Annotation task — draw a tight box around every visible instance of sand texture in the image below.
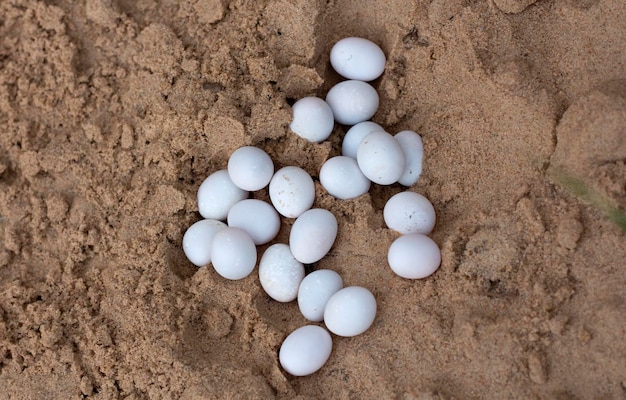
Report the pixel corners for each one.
[1,0,625,398]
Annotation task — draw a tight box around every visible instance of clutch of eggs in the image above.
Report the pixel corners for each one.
[181,35,445,377]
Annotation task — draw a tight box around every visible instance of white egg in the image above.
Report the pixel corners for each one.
[227,146,274,191]
[197,170,249,220]
[259,244,305,302]
[383,191,436,235]
[182,219,227,267]
[394,130,424,187]
[210,227,257,280]
[325,80,379,125]
[342,121,385,159]
[297,269,343,322]
[319,156,370,200]
[324,286,377,337]
[388,233,441,279]
[330,37,386,81]
[289,97,335,143]
[279,325,332,376]
[227,199,280,245]
[290,209,338,264]
[356,131,406,185]
[269,166,315,218]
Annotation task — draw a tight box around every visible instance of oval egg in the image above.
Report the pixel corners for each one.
[387,233,441,279]
[326,80,379,125]
[269,166,316,218]
[227,199,281,245]
[259,244,305,302]
[197,170,249,220]
[290,97,335,143]
[279,325,333,376]
[298,269,344,322]
[356,131,406,185]
[290,208,338,264]
[319,156,371,200]
[330,37,386,81]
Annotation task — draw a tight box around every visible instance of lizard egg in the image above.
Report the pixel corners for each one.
[342,121,385,159]
[319,156,371,200]
[290,97,335,143]
[326,80,379,125]
[269,166,315,218]
[324,286,377,337]
[297,269,343,322]
[227,199,280,245]
[182,219,227,267]
[388,233,441,279]
[356,131,406,185]
[383,191,436,235]
[290,208,338,264]
[210,227,257,280]
[197,170,248,220]
[227,146,274,191]
[330,37,386,81]
[279,325,332,376]
[394,130,424,187]
[259,244,305,302]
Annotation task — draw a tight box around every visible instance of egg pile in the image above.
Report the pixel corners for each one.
[182,37,440,377]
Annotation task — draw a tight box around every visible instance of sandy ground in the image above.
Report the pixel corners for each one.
[1,0,625,398]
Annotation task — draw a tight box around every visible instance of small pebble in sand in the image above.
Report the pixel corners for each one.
[279,325,333,376]
[388,233,441,279]
[227,146,274,191]
[259,244,305,302]
[324,286,377,337]
[298,269,344,322]
[326,80,379,125]
[289,97,335,143]
[330,37,386,81]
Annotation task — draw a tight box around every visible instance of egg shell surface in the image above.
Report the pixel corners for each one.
[319,156,371,200]
[387,233,441,279]
[324,286,377,337]
[227,199,280,245]
[356,130,406,185]
[297,269,344,322]
[383,191,436,235]
[289,97,335,143]
[227,146,274,191]
[330,37,386,81]
[342,121,385,159]
[279,325,332,376]
[182,219,227,267]
[210,227,257,280]
[290,208,338,264]
[269,166,316,218]
[395,130,424,187]
[325,80,379,125]
[197,170,249,220]
[259,244,305,302]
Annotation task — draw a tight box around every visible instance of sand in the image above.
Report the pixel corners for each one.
[1,0,625,398]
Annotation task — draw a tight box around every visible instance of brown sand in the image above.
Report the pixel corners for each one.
[1,0,625,398]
